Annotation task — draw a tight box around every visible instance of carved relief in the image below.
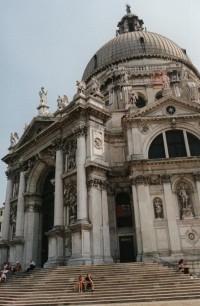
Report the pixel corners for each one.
[93,130,103,156]
[94,137,103,149]
[140,125,149,134]
[185,230,199,244]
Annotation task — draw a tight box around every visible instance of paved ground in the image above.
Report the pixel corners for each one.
[63,300,200,306]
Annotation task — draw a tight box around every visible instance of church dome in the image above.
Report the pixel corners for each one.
[82,31,195,82]
[82,4,200,83]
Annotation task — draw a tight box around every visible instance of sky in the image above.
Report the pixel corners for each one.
[1,0,200,206]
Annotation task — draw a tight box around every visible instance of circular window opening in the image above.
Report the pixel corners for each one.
[136,96,146,108]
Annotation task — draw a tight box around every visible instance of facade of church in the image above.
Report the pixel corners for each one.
[1,6,200,269]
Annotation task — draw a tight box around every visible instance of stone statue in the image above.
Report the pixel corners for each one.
[76,80,86,94]
[10,132,19,146]
[39,87,48,104]
[179,185,189,209]
[161,73,170,89]
[126,4,131,14]
[121,68,129,84]
[154,198,163,219]
[91,77,100,93]
[68,154,76,171]
[128,88,138,105]
[68,191,77,224]
[57,95,69,110]
[10,207,17,238]
[178,184,193,218]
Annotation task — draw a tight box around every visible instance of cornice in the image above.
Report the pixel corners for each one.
[129,156,200,167]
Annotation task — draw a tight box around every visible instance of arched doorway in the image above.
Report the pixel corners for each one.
[115,192,136,262]
[41,169,55,265]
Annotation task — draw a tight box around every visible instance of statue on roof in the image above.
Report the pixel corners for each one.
[57,95,69,110]
[10,132,19,147]
[39,87,48,105]
[76,80,86,94]
[91,77,100,94]
[126,3,131,14]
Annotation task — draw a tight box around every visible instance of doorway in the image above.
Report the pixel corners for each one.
[41,169,55,265]
[119,236,135,262]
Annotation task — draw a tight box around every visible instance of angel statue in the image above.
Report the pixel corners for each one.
[10,132,19,146]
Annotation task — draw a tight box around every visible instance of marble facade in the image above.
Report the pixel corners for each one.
[1,5,200,268]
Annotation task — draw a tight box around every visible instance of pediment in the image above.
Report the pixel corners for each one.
[131,96,200,119]
[16,117,56,148]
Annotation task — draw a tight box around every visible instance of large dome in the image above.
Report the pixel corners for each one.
[82,31,196,82]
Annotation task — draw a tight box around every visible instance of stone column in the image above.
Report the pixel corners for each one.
[76,127,88,222]
[15,170,26,238]
[101,183,113,263]
[193,172,200,217]
[162,174,181,252]
[54,147,64,227]
[131,175,156,257]
[1,171,13,241]
[131,182,143,261]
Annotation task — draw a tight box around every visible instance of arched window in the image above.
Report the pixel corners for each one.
[149,130,200,159]
[116,193,132,228]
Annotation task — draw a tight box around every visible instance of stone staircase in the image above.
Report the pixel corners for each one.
[0,262,200,305]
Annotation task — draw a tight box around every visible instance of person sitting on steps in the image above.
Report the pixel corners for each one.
[26,260,36,272]
[178,259,192,275]
[12,261,22,273]
[84,273,94,291]
[77,275,84,293]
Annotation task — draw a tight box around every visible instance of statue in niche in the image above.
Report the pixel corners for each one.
[68,190,77,225]
[10,207,17,238]
[57,95,69,110]
[12,180,19,197]
[178,183,193,218]
[179,185,190,209]
[68,154,76,171]
[153,197,163,219]
[39,87,48,104]
[10,132,19,147]
[76,80,86,94]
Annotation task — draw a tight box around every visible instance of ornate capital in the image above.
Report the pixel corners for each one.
[51,137,63,151]
[161,174,171,183]
[24,203,42,213]
[87,178,107,190]
[130,175,149,185]
[73,125,87,138]
[5,170,14,180]
[193,172,200,181]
